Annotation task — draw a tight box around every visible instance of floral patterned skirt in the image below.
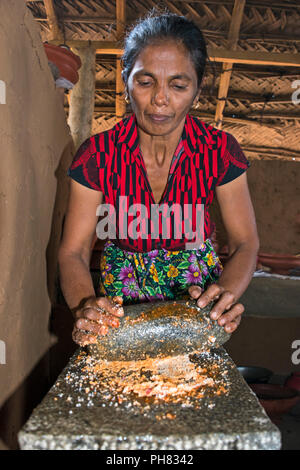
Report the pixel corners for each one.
[99,239,223,305]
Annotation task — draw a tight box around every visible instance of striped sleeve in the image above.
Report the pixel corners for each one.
[217,133,250,186]
[67,136,103,191]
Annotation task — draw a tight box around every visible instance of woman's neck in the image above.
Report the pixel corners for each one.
[138,119,185,167]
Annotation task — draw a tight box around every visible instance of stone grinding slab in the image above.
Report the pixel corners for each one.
[18,347,281,450]
[88,299,231,361]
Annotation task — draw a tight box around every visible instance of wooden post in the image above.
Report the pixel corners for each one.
[116,0,126,118]
[214,0,245,129]
[67,45,96,150]
[43,0,63,41]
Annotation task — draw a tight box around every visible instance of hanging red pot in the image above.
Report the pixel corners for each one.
[44,43,81,85]
[285,372,300,392]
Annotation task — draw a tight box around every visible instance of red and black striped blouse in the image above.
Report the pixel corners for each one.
[68,113,250,253]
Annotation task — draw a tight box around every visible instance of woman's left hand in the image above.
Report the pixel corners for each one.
[188,284,244,333]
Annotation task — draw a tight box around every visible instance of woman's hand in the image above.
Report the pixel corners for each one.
[188,284,244,333]
[72,295,124,346]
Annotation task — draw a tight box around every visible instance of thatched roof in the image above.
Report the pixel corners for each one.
[27,0,300,161]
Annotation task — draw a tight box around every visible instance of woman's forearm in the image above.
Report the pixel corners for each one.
[217,243,258,301]
[58,253,96,312]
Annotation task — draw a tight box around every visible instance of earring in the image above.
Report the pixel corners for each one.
[125,95,130,104]
[192,102,200,110]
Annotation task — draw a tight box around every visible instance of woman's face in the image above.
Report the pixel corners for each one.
[126,40,200,137]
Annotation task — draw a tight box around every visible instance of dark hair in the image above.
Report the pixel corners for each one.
[122,12,208,89]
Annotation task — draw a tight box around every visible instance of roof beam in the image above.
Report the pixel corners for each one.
[242,147,300,161]
[47,40,300,66]
[48,40,123,55]
[208,47,300,67]
[214,0,246,129]
[35,16,116,24]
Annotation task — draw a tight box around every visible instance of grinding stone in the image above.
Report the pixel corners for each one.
[88,299,231,361]
[18,347,281,450]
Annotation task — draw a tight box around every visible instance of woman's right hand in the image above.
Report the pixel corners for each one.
[72,295,124,346]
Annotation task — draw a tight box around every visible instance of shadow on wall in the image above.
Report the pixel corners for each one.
[0,350,50,450]
[0,304,76,450]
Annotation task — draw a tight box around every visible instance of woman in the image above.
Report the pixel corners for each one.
[58,13,259,347]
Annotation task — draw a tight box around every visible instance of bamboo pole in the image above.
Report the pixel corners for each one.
[43,0,63,41]
[115,0,126,118]
[214,0,246,129]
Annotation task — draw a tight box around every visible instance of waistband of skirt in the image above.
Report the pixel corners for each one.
[102,238,216,257]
